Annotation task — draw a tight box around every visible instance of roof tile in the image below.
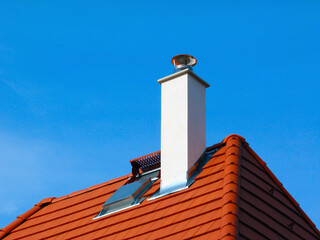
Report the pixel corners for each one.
[1,135,319,240]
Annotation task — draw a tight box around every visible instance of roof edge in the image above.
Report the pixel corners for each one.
[0,197,55,239]
[219,134,244,239]
[243,142,320,238]
[52,174,132,203]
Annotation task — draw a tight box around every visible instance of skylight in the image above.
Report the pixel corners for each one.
[95,170,159,219]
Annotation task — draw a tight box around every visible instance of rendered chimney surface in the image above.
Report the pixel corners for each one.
[158,55,210,195]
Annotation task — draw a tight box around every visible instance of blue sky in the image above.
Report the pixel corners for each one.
[1,1,320,229]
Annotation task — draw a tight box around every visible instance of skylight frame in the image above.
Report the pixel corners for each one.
[94,170,159,220]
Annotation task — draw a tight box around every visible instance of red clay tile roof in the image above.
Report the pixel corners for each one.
[1,134,319,240]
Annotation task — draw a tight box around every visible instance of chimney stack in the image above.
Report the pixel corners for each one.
[158,55,210,195]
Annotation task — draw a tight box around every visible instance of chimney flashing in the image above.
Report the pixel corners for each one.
[158,68,210,88]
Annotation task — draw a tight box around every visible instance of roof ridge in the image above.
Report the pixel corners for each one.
[243,142,320,238]
[0,197,55,239]
[219,134,245,239]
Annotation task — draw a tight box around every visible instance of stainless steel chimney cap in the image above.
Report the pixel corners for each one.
[171,54,197,72]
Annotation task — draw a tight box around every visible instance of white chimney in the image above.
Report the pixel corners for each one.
[158,55,210,195]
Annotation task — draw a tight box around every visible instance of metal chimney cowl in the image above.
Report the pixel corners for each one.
[171,54,197,72]
[157,55,210,197]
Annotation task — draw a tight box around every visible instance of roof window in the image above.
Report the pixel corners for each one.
[95,169,159,219]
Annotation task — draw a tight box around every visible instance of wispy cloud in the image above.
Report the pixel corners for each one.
[0,131,55,227]
[0,74,51,117]
[0,76,18,93]
[0,75,42,99]
[0,128,105,228]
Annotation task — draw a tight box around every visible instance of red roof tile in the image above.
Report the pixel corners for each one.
[1,134,319,240]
